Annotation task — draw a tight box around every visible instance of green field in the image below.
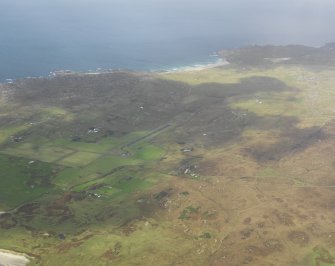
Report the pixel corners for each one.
[1,50,335,265]
[0,155,57,209]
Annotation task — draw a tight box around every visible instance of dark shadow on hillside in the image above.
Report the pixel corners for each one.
[4,72,322,162]
[246,125,325,162]
[193,76,289,98]
[1,71,331,230]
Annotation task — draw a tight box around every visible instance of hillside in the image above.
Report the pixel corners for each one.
[1,45,335,265]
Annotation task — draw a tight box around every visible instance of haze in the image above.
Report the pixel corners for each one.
[0,0,334,79]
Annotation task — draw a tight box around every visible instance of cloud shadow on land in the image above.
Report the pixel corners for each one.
[6,72,324,163]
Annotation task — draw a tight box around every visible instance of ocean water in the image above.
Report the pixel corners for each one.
[1,0,335,81]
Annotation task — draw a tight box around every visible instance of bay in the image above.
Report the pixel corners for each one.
[1,0,334,81]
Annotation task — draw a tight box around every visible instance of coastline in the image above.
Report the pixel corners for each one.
[161,58,229,73]
[55,58,229,77]
[0,249,30,266]
[0,56,228,84]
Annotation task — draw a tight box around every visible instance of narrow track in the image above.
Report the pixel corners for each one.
[120,123,172,149]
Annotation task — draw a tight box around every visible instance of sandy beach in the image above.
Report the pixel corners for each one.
[164,58,229,73]
[0,250,30,266]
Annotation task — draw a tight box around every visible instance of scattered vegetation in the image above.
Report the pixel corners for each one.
[1,45,335,265]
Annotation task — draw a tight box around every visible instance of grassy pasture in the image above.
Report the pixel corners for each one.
[0,124,29,144]
[130,143,165,161]
[42,107,75,121]
[53,155,141,189]
[57,151,101,167]
[0,155,57,209]
[2,63,335,265]
[1,143,74,163]
[51,138,121,153]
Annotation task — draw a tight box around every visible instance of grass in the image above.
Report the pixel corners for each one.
[2,64,335,265]
[0,129,162,168]
[0,124,30,144]
[72,167,160,198]
[41,107,75,121]
[119,131,149,145]
[311,246,335,266]
[178,205,200,220]
[99,175,155,196]
[20,221,198,266]
[1,143,74,163]
[51,137,121,153]
[53,155,140,189]
[158,66,305,86]
[159,65,335,127]
[0,155,57,209]
[131,143,165,161]
[231,94,303,116]
[158,68,243,85]
[57,151,101,167]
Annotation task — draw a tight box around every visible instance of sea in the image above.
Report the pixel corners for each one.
[1,0,335,82]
